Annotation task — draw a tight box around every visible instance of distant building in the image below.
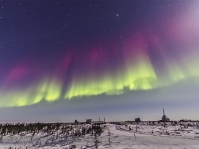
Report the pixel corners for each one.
[86,119,92,124]
[135,118,141,122]
[162,109,170,122]
[74,120,79,124]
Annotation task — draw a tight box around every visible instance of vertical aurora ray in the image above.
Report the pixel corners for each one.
[40,78,62,102]
[161,45,199,86]
[123,55,157,90]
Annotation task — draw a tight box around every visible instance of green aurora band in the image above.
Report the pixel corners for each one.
[66,54,157,99]
[1,49,199,108]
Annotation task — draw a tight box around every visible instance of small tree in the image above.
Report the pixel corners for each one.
[0,135,3,143]
[82,127,86,136]
[108,129,111,136]
[108,136,111,145]
[94,135,99,149]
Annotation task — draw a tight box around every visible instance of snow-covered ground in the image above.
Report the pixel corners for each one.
[0,123,199,149]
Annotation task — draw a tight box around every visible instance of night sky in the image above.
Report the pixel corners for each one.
[0,0,199,122]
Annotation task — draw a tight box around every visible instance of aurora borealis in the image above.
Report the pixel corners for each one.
[1,0,199,122]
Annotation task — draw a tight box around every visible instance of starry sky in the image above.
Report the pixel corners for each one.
[0,0,199,122]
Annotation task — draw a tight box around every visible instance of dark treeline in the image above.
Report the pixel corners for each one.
[0,122,103,146]
[0,122,103,135]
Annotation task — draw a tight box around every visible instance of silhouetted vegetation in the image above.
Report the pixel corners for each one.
[0,122,104,146]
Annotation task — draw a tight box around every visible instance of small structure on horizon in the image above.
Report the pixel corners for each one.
[86,119,92,124]
[135,118,141,122]
[162,109,170,122]
[74,120,79,124]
